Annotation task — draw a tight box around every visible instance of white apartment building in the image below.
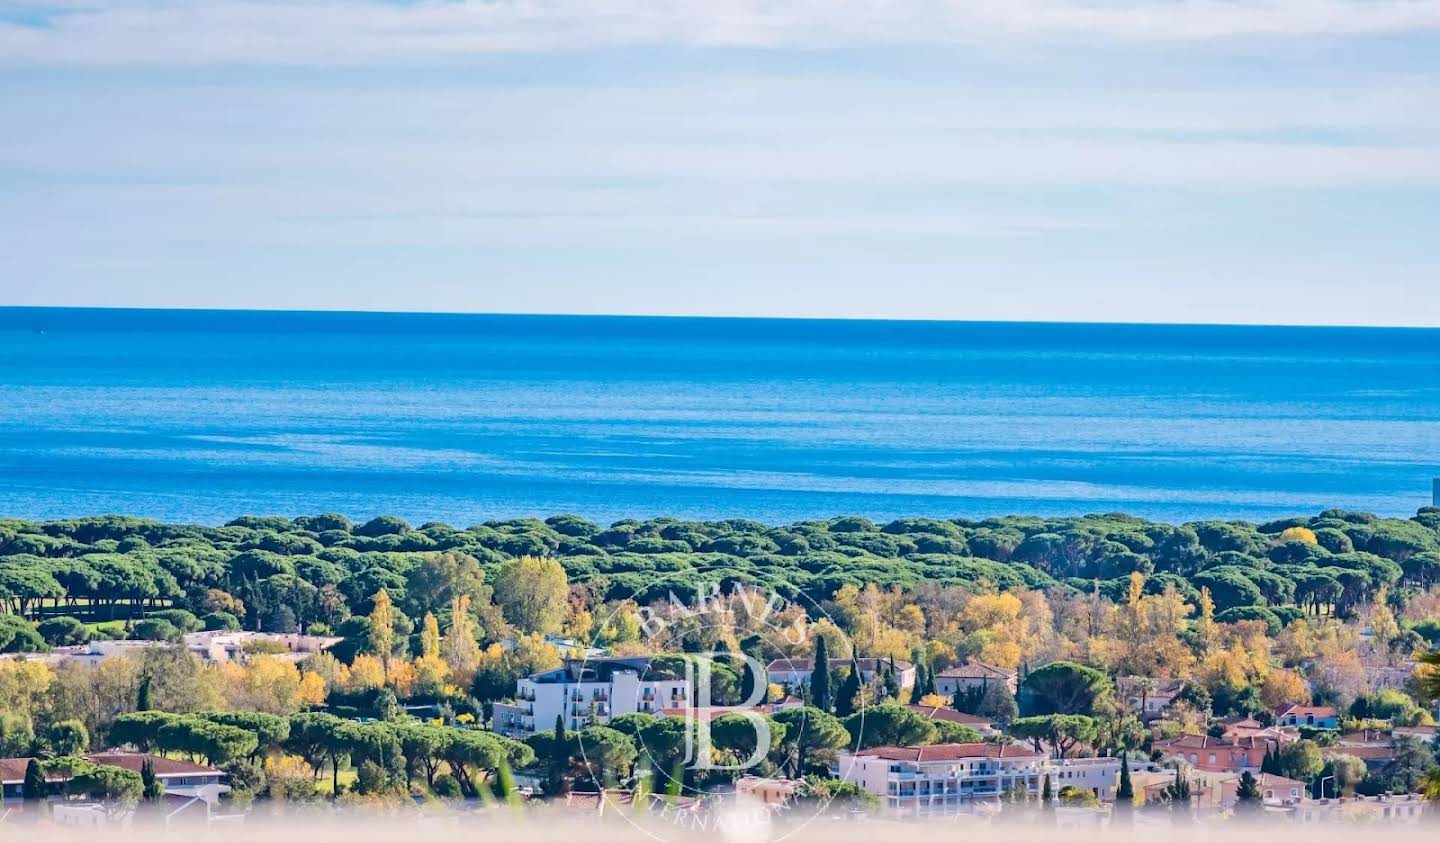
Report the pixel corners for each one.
[493,657,692,737]
[1046,756,1126,801]
[835,743,1046,816]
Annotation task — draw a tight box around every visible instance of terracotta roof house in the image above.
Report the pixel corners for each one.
[1393,724,1438,739]
[0,751,227,803]
[1153,733,1283,773]
[1276,705,1339,729]
[905,705,998,733]
[933,661,1019,695]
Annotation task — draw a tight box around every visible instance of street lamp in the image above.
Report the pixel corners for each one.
[1318,775,1335,799]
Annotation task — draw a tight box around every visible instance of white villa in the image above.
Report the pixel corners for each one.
[492,657,692,737]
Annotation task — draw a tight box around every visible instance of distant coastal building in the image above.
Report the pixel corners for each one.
[0,630,341,668]
[933,660,1019,696]
[492,657,692,737]
[766,657,915,691]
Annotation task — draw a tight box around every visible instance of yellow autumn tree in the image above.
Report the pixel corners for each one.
[302,651,350,692]
[348,654,386,690]
[0,660,55,722]
[957,592,1028,669]
[222,655,308,714]
[297,671,328,707]
[1260,668,1309,709]
[421,612,441,660]
[1278,526,1318,545]
[413,611,450,696]
[368,589,395,676]
[1194,587,1217,654]
[442,594,482,686]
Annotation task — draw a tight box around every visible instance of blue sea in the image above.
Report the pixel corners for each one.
[1,307,1436,526]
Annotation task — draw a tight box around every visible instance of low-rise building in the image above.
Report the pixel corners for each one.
[1153,733,1282,773]
[1295,793,1428,823]
[904,705,997,734]
[735,776,799,807]
[1,631,341,668]
[493,657,691,737]
[1275,705,1338,729]
[766,658,914,691]
[835,742,1045,816]
[1117,677,1185,720]
[932,661,1018,697]
[0,751,227,804]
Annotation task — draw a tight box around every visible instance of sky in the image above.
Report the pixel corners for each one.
[2,1,1440,327]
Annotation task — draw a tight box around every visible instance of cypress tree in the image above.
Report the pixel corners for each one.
[141,758,163,802]
[1235,771,1263,816]
[1114,753,1134,821]
[136,677,152,712]
[836,656,863,717]
[811,637,832,712]
[883,661,900,700]
[548,714,569,795]
[1041,772,1054,810]
[22,758,45,801]
[738,642,758,704]
[908,663,926,704]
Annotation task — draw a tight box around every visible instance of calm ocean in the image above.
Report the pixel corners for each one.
[1,307,1436,526]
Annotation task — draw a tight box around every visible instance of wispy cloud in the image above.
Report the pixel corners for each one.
[4,0,1440,64]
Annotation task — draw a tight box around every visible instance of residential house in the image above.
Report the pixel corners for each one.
[0,752,228,804]
[932,661,1018,697]
[1363,662,1416,692]
[1045,757,1126,801]
[904,705,998,734]
[1392,725,1437,741]
[1276,705,1339,729]
[492,657,691,737]
[1117,677,1185,720]
[1,631,341,669]
[1221,718,1294,746]
[1181,769,1305,810]
[835,742,1046,816]
[735,776,799,807]
[1253,773,1307,807]
[1296,794,1428,824]
[766,658,915,691]
[1153,733,1283,773]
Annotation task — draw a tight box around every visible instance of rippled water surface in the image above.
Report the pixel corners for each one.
[1,308,1436,524]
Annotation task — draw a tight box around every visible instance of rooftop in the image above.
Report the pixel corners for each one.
[0,751,221,784]
[935,661,1016,680]
[905,705,994,727]
[852,742,1041,762]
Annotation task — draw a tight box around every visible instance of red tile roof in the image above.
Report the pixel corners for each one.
[0,752,220,784]
[935,661,1016,680]
[1278,705,1338,718]
[854,743,1041,762]
[905,705,994,727]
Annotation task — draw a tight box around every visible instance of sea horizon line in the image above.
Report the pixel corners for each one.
[2,303,1437,333]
